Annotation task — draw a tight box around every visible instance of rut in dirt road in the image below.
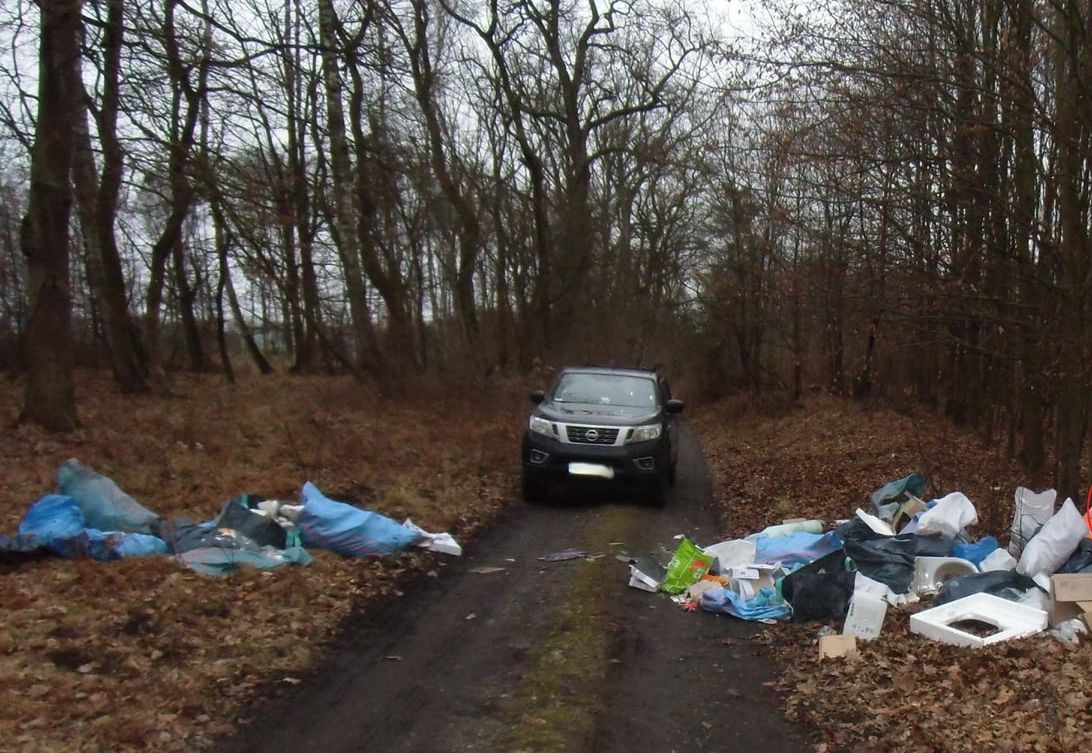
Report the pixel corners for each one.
[220,426,810,753]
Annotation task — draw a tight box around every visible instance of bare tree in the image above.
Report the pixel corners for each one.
[20,0,83,430]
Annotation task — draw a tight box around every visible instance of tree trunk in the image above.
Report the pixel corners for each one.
[317,0,383,371]
[20,0,82,431]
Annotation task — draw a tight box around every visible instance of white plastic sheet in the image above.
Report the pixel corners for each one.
[914,492,978,539]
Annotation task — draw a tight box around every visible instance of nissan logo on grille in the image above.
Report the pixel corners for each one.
[584,429,599,442]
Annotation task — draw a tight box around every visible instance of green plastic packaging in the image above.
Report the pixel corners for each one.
[661,537,714,594]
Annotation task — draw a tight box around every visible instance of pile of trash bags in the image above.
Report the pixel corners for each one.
[0,459,462,575]
[624,473,1092,648]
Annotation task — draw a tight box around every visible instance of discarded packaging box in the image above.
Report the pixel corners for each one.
[819,634,858,659]
[728,564,781,600]
[843,592,887,640]
[909,592,1048,648]
[628,554,667,592]
[1049,573,1092,628]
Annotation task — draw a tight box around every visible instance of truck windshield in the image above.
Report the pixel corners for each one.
[552,373,658,409]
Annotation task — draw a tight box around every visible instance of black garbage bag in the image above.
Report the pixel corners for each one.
[781,549,856,622]
[1060,538,1092,574]
[915,534,954,557]
[216,496,286,549]
[836,516,889,543]
[156,516,258,554]
[844,535,917,594]
[934,570,1040,605]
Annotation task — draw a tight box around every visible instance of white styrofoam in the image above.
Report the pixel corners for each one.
[909,592,1048,648]
[911,556,978,594]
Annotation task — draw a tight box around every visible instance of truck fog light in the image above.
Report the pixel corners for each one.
[634,457,655,471]
[529,449,549,464]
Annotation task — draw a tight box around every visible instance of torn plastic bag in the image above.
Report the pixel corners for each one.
[934,569,1040,606]
[1009,487,1056,557]
[217,496,287,549]
[754,531,843,569]
[156,517,225,554]
[297,482,421,557]
[780,549,855,622]
[177,544,312,575]
[661,537,714,594]
[18,495,86,551]
[870,473,928,520]
[1059,538,1092,574]
[952,535,999,566]
[402,519,462,556]
[701,585,791,621]
[1017,498,1087,579]
[57,459,158,534]
[843,535,917,594]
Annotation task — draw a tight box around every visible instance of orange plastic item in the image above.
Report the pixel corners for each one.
[1085,486,1092,539]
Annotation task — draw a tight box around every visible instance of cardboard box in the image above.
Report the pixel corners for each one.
[727,564,781,600]
[819,634,858,659]
[1049,573,1092,628]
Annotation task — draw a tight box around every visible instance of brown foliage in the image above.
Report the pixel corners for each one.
[0,371,523,752]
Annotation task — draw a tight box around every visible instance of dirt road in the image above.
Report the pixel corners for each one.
[220,427,809,752]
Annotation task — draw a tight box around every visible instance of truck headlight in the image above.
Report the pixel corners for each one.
[628,424,661,443]
[529,416,557,437]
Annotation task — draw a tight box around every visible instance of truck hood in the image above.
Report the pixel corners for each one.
[536,401,659,426]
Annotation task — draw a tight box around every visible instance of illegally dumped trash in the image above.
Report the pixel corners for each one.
[618,473,1092,649]
[909,592,1048,648]
[662,537,714,594]
[1,461,463,576]
[57,458,160,534]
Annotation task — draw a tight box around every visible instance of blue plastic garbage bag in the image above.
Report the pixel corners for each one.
[754,531,843,569]
[18,493,166,561]
[951,535,999,566]
[53,529,168,561]
[701,585,792,621]
[57,459,158,534]
[297,482,422,557]
[18,495,86,552]
[0,533,50,564]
